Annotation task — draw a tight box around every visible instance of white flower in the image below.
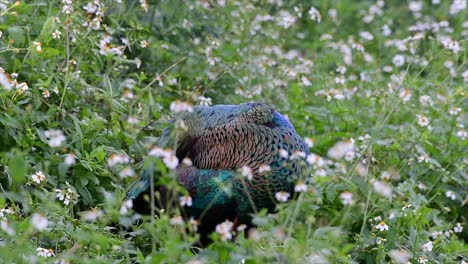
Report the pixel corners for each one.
[375,221,389,231]
[434,231,447,240]
[167,78,178,86]
[237,224,247,232]
[83,2,98,13]
[417,183,427,190]
[1,220,15,236]
[402,204,413,211]
[36,247,55,258]
[454,222,463,233]
[306,153,318,164]
[344,151,356,161]
[308,7,321,22]
[336,65,347,74]
[186,260,203,264]
[444,230,452,238]
[301,76,312,86]
[120,199,133,215]
[0,207,13,220]
[431,231,443,239]
[416,114,430,127]
[277,10,296,29]
[290,151,306,160]
[31,171,46,184]
[258,164,271,174]
[163,153,179,169]
[127,116,138,124]
[304,137,314,148]
[417,155,430,163]
[188,217,198,232]
[240,165,253,180]
[179,195,192,207]
[198,96,212,106]
[182,19,192,29]
[55,189,65,201]
[445,190,456,200]
[382,24,392,36]
[418,256,429,264]
[392,54,405,67]
[335,76,345,84]
[31,213,48,231]
[80,208,104,221]
[449,107,462,116]
[389,249,411,264]
[55,188,77,206]
[98,35,124,55]
[140,0,148,12]
[44,129,66,147]
[0,70,12,91]
[107,153,130,167]
[170,215,184,226]
[32,41,42,52]
[140,40,149,48]
[360,31,374,40]
[275,191,290,202]
[456,128,467,140]
[294,182,307,192]
[419,95,433,106]
[148,147,179,169]
[327,139,354,160]
[52,30,61,39]
[399,89,412,103]
[119,166,135,178]
[182,157,193,166]
[382,65,393,72]
[408,1,423,13]
[340,191,353,205]
[315,168,327,177]
[463,70,468,82]
[64,153,76,166]
[373,181,392,198]
[278,149,289,158]
[215,220,234,241]
[381,171,391,180]
[328,8,337,20]
[17,82,29,94]
[421,240,433,252]
[376,237,386,245]
[449,0,467,15]
[170,100,193,113]
[440,36,463,53]
[148,146,166,157]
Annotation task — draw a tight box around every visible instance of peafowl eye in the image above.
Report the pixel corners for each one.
[126,102,310,245]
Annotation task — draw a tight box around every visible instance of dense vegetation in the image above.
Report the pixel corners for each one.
[0,0,466,263]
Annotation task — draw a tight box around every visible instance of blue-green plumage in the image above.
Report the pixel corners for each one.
[126,102,309,243]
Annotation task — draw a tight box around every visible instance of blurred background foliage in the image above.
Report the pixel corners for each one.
[0,0,466,263]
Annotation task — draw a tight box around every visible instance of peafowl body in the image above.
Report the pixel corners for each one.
[126,102,309,242]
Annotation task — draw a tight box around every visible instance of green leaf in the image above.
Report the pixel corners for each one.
[8,154,28,185]
[41,47,61,58]
[75,184,93,205]
[90,147,105,162]
[7,26,26,46]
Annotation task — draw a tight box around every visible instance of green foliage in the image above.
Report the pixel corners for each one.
[0,0,467,263]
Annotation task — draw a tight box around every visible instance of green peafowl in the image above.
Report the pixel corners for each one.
[126,102,309,244]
